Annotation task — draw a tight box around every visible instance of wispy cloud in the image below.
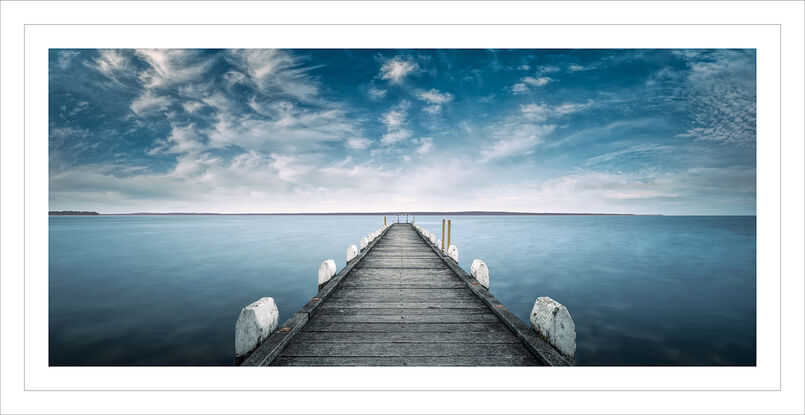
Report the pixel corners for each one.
[379,57,419,84]
[415,88,453,114]
[346,137,372,150]
[136,49,214,89]
[520,100,593,122]
[480,124,556,161]
[130,90,172,117]
[414,137,433,154]
[523,76,552,87]
[228,49,319,102]
[381,129,412,146]
[57,51,79,70]
[89,49,134,88]
[510,73,554,94]
[584,144,672,166]
[368,86,387,99]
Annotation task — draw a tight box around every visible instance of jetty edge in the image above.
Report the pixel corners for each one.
[236,221,574,366]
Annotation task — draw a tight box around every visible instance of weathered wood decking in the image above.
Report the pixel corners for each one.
[241,223,570,366]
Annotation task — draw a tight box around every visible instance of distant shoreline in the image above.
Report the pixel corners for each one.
[49,210,662,216]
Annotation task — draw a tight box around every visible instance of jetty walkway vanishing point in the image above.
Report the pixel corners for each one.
[235,219,576,366]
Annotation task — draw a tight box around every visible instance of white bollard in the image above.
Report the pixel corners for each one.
[360,237,369,250]
[429,233,436,244]
[530,297,576,359]
[470,259,489,289]
[235,297,279,361]
[437,239,442,250]
[317,259,337,290]
[346,245,359,262]
[448,244,459,262]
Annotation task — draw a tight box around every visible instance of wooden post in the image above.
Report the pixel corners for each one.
[447,220,451,252]
[384,216,386,226]
[441,219,445,252]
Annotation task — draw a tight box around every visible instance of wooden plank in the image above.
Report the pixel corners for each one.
[349,268,456,277]
[280,341,537,358]
[329,288,480,301]
[308,313,501,323]
[292,331,521,343]
[328,292,480,302]
[319,300,486,309]
[340,282,466,289]
[315,307,491,315]
[359,258,447,268]
[331,287,475,295]
[301,322,511,333]
[271,355,541,366]
[240,312,308,366]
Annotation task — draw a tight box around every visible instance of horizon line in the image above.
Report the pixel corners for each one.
[48,210,756,216]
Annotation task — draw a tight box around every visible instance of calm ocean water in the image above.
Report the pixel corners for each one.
[49,215,756,366]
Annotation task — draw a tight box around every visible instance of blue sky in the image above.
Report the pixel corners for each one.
[49,49,756,214]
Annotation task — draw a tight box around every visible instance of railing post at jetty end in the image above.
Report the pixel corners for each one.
[441,219,445,252]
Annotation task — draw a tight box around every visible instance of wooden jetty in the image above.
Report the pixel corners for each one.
[238,222,572,366]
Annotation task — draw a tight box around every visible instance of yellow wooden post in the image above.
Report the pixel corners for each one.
[441,219,445,252]
[447,220,451,251]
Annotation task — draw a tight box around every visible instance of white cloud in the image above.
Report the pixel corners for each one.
[130,91,172,116]
[511,83,529,95]
[368,87,387,99]
[382,110,406,130]
[223,70,246,85]
[227,49,319,102]
[568,64,586,72]
[415,88,454,114]
[57,51,79,70]
[523,76,552,87]
[148,124,207,155]
[90,49,133,88]
[511,74,555,94]
[538,65,560,74]
[379,57,419,84]
[415,137,433,154]
[182,101,205,113]
[135,49,213,89]
[381,129,412,146]
[517,64,530,71]
[207,107,356,153]
[346,137,372,150]
[520,100,593,121]
[584,144,672,166]
[480,124,556,161]
[416,89,453,105]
